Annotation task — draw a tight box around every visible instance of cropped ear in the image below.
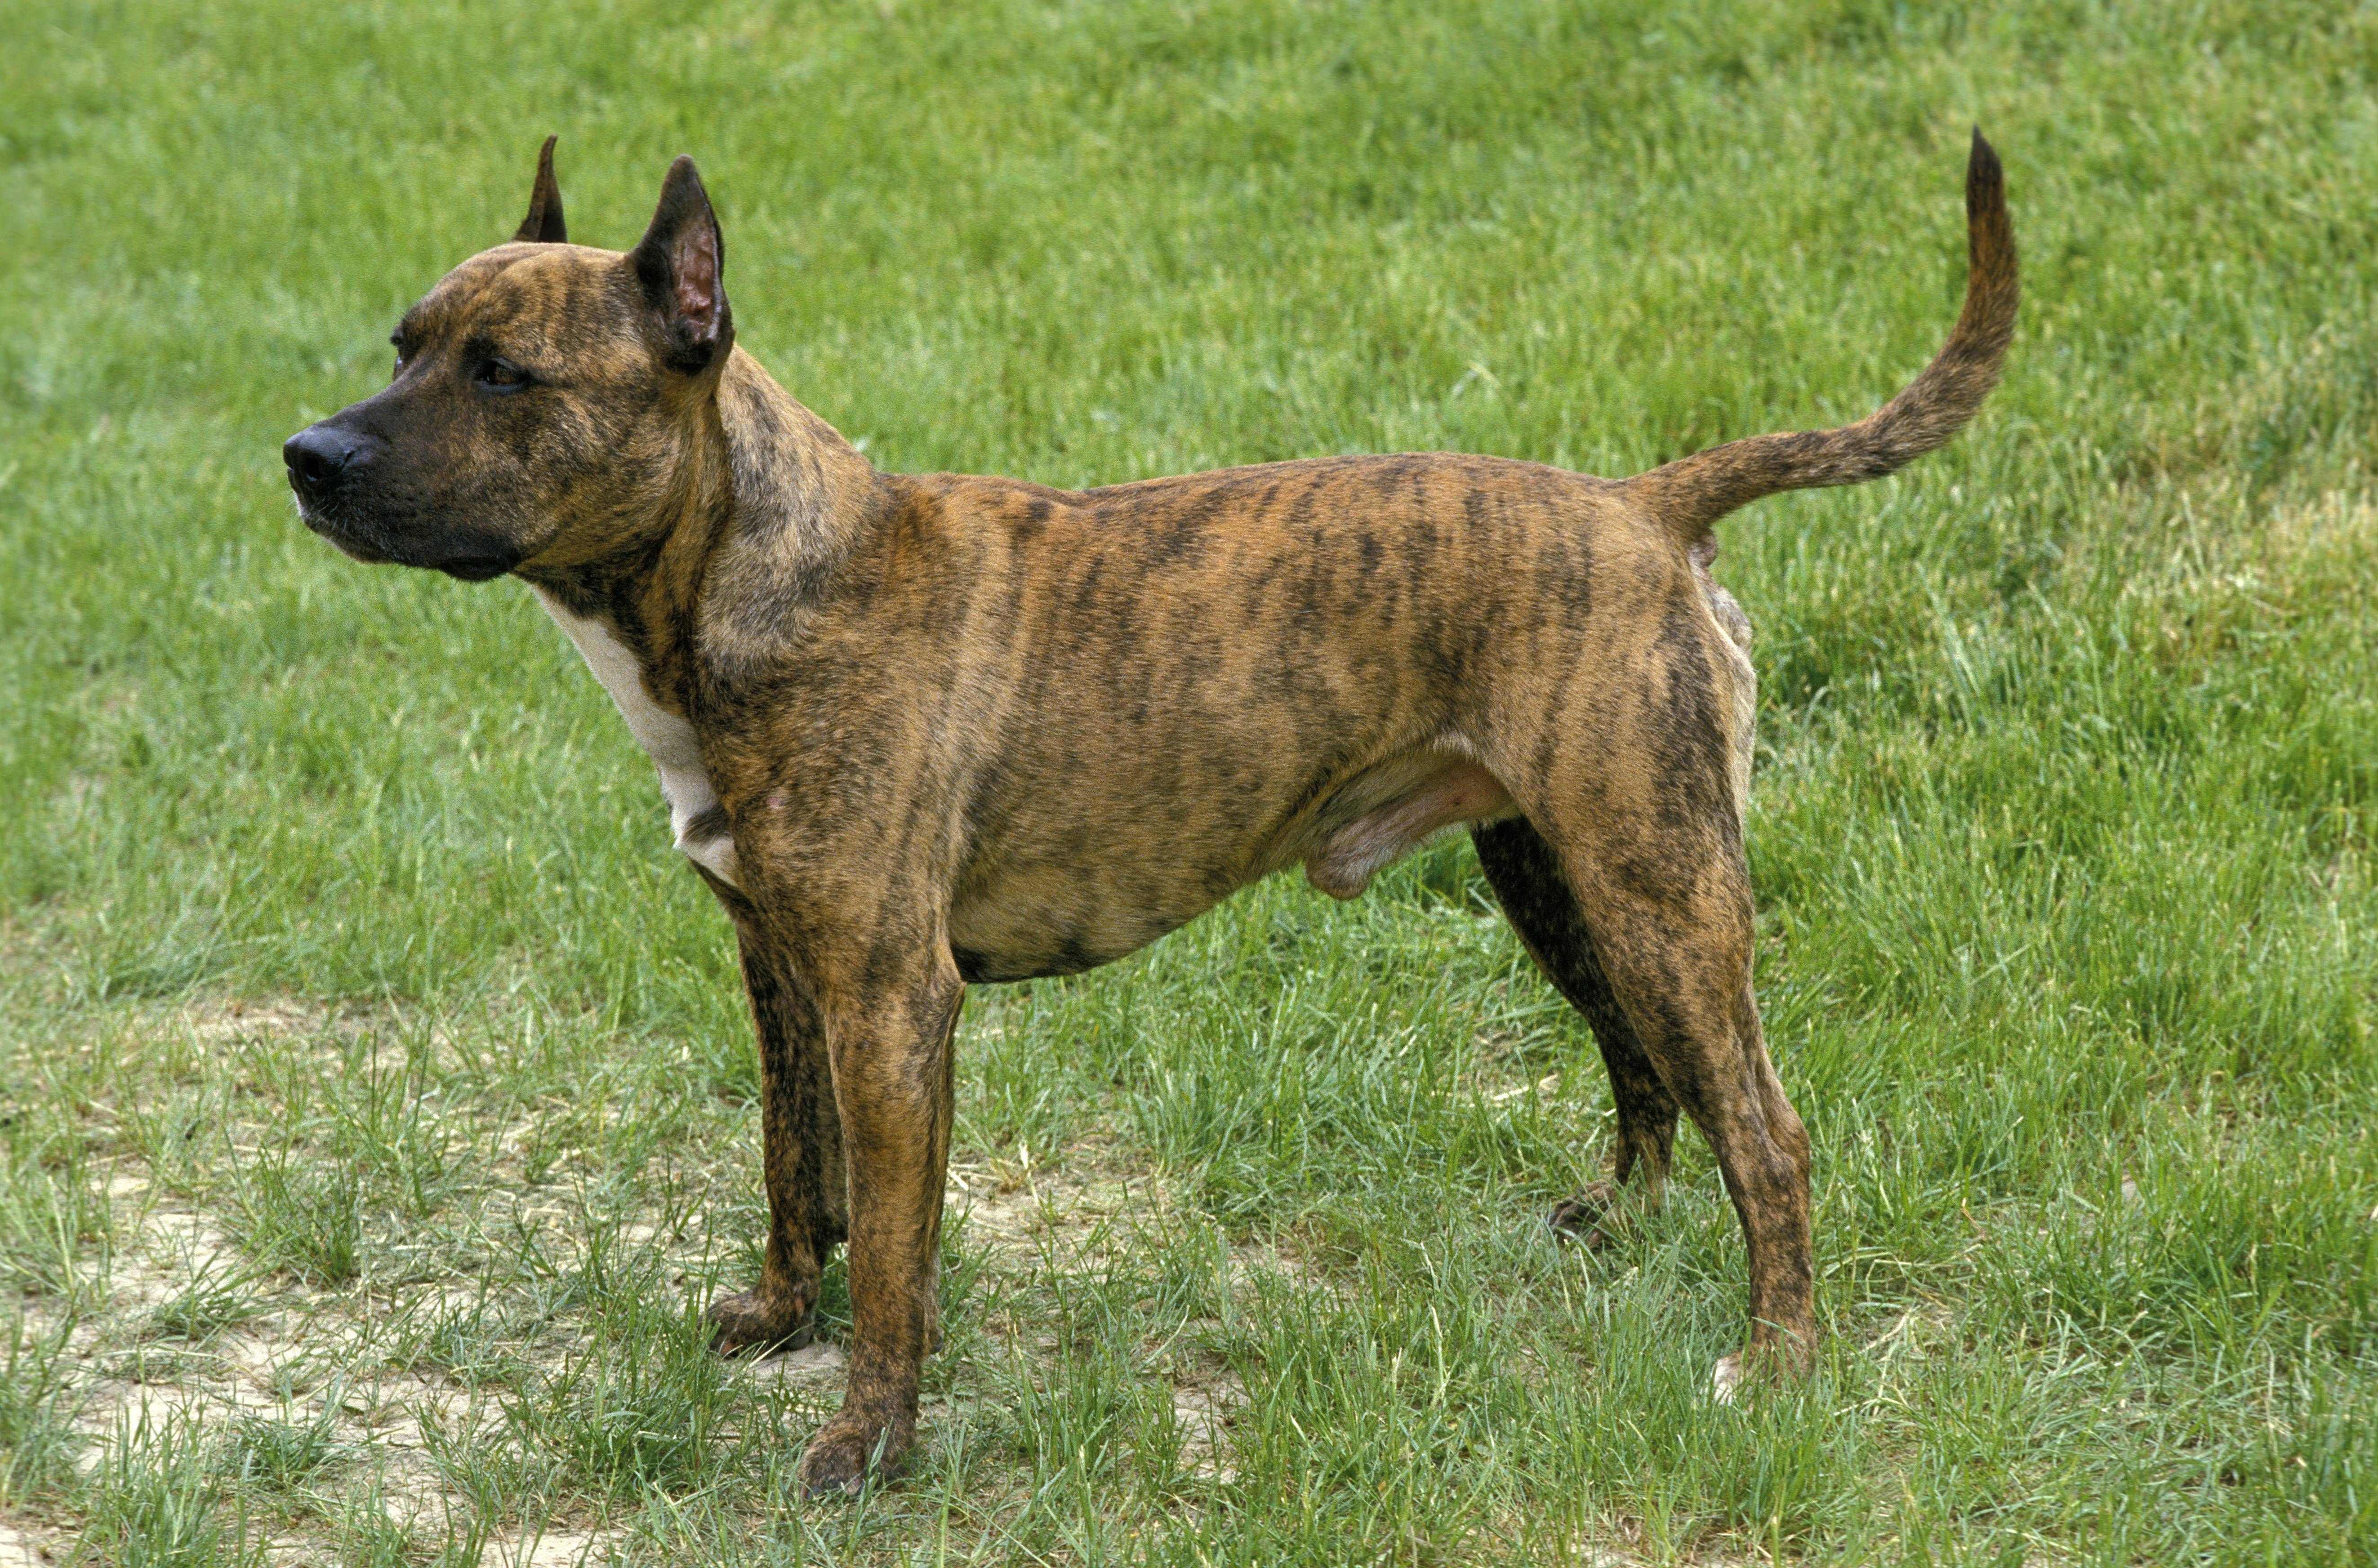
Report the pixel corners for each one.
[629,155,733,372]
[512,136,568,245]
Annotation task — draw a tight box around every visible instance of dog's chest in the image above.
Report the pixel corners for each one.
[529,588,742,890]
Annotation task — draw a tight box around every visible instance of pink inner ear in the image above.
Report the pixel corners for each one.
[673,223,721,333]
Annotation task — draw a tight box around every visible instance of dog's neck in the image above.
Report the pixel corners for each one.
[693,352,889,681]
[517,348,886,709]
[512,352,885,889]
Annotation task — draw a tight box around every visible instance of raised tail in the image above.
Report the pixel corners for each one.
[1620,129,2019,538]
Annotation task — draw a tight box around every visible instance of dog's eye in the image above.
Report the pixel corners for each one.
[476,358,531,391]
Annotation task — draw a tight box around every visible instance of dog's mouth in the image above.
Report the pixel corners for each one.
[292,495,517,580]
[293,496,391,564]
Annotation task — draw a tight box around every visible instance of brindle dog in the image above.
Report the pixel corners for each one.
[284,133,2016,1494]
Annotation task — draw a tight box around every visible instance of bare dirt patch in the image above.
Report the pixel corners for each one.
[0,1520,58,1568]
[1167,1370,1244,1482]
[178,998,330,1050]
[482,1529,622,1568]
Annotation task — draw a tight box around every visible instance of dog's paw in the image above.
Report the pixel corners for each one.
[1710,1337,1815,1403]
[706,1288,815,1358]
[1545,1181,1626,1249]
[799,1411,912,1499]
[1710,1353,1745,1405]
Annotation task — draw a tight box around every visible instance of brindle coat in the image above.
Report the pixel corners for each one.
[283,132,2017,1494]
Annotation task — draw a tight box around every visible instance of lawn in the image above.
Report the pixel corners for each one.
[2,0,2374,1562]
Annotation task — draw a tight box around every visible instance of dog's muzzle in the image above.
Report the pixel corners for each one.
[281,422,517,581]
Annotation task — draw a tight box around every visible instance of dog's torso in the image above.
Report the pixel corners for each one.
[529,356,1758,983]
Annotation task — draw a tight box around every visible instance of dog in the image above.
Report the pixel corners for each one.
[284,131,2015,1494]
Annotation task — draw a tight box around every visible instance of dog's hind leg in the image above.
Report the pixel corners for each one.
[1471,817,1678,1246]
[1550,813,1813,1387]
[1501,628,1814,1387]
[707,914,851,1356]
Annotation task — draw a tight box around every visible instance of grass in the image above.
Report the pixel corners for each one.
[2,0,2374,1560]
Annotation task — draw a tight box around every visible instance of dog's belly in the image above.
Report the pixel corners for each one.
[945,871,1174,982]
[944,752,1516,983]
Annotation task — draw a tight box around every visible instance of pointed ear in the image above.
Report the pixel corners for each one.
[629,155,733,372]
[512,136,568,245]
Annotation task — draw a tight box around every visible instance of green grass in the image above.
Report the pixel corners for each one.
[3,0,2375,1561]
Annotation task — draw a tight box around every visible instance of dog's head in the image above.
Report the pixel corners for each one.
[283,139,734,580]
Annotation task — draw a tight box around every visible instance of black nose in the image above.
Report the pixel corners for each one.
[283,425,365,496]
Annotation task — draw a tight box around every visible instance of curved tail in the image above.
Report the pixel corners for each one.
[1620,129,2018,537]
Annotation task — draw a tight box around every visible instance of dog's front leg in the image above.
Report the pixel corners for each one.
[706,908,849,1354]
[798,939,962,1497]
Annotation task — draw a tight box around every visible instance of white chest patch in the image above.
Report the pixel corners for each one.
[529,587,743,890]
